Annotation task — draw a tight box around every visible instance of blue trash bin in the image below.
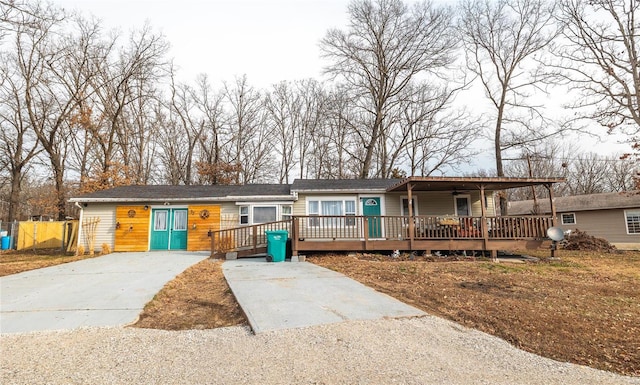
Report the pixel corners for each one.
[1,236,10,250]
[265,230,288,262]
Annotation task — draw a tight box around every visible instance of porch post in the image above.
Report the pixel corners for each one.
[546,184,557,226]
[291,217,298,257]
[479,185,495,261]
[407,183,415,250]
[291,217,299,257]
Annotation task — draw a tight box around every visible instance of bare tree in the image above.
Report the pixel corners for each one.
[385,82,477,176]
[14,4,92,220]
[459,0,559,214]
[223,75,272,183]
[193,74,231,185]
[321,0,457,178]
[265,81,300,183]
[82,24,168,190]
[0,51,42,222]
[554,0,639,156]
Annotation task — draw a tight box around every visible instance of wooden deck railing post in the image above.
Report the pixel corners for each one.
[252,225,258,254]
[479,184,495,260]
[407,183,415,250]
[211,233,216,258]
[363,217,370,250]
[292,217,299,256]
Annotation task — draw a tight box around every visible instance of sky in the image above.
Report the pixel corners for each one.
[54,0,352,88]
[51,0,631,172]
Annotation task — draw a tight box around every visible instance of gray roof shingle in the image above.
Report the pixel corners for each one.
[291,179,400,191]
[70,184,293,202]
[509,191,640,214]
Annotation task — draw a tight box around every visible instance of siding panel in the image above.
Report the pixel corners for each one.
[114,206,150,252]
[80,204,115,253]
[187,205,221,251]
[558,208,640,248]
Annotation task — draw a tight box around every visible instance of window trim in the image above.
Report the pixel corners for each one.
[454,194,472,217]
[306,196,358,228]
[251,205,278,224]
[625,209,640,235]
[239,206,249,225]
[400,196,419,216]
[561,212,577,225]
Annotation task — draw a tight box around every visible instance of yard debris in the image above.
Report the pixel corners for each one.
[561,229,618,253]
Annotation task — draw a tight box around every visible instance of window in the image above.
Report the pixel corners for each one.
[239,206,249,224]
[401,197,418,216]
[282,205,292,221]
[253,206,277,224]
[626,210,640,234]
[454,196,471,216]
[154,210,168,231]
[561,213,576,225]
[307,198,357,227]
[173,210,187,230]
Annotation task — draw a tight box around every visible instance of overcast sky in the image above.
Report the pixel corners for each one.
[54,0,354,87]
[51,0,630,168]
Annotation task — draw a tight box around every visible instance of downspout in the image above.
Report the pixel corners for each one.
[75,202,84,254]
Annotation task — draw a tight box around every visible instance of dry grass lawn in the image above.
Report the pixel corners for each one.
[0,249,99,276]
[132,259,246,330]
[2,248,638,376]
[309,250,640,377]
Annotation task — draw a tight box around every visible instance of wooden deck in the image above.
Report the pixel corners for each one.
[210,215,554,258]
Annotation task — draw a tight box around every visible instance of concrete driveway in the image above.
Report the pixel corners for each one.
[0,251,208,334]
[223,258,426,333]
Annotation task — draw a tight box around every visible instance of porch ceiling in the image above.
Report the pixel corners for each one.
[386,176,565,192]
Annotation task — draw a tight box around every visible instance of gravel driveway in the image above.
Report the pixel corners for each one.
[2,317,637,384]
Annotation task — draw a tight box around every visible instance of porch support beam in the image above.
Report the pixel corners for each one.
[478,184,495,260]
[407,183,415,250]
[545,183,557,226]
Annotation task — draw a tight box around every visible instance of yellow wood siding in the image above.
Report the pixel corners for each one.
[187,205,221,251]
[114,206,150,252]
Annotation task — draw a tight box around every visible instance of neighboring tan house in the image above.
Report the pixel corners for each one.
[69,176,564,257]
[509,191,640,250]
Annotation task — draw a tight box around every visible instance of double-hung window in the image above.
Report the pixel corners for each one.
[561,213,576,225]
[308,198,356,227]
[626,210,640,234]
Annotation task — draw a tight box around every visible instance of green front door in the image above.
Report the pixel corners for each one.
[361,197,382,238]
[170,209,188,250]
[151,208,188,250]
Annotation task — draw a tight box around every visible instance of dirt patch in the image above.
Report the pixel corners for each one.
[309,250,640,376]
[131,259,247,330]
[562,229,619,252]
[0,249,99,277]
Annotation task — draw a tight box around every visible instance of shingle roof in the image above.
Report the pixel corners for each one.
[291,179,400,192]
[508,191,640,214]
[70,184,293,202]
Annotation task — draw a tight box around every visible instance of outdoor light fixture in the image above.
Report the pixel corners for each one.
[115,222,121,229]
[144,205,149,210]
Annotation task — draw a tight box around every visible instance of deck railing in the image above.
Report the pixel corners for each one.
[211,215,553,255]
[295,215,552,240]
[211,219,292,255]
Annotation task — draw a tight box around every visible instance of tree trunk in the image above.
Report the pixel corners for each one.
[8,169,22,223]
